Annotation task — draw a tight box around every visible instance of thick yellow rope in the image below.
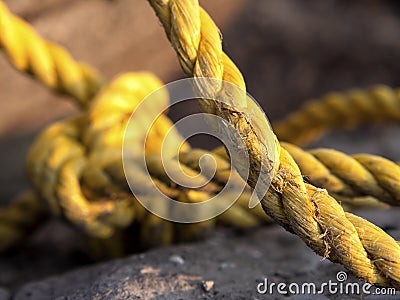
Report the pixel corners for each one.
[0,1,103,106]
[26,72,268,246]
[214,143,400,209]
[148,0,400,287]
[1,0,400,288]
[282,142,400,207]
[274,85,400,146]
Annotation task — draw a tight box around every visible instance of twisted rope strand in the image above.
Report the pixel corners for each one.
[274,85,400,146]
[0,1,103,106]
[282,142,400,207]
[148,0,400,287]
[0,0,399,285]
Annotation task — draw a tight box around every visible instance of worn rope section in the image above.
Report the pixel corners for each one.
[0,1,103,106]
[214,144,400,208]
[148,0,400,287]
[274,85,400,146]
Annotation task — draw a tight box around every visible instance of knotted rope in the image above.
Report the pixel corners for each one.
[0,1,268,252]
[26,71,270,249]
[0,0,399,288]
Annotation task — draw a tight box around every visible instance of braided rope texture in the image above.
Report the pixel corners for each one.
[148,0,400,287]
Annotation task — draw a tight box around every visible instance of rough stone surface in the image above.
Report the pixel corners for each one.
[12,213,400,299]
[0,220,88,291]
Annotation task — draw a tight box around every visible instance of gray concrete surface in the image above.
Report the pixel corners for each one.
[11,211,400,299]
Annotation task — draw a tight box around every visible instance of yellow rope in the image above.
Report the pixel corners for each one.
[0,1,103,106]
[148,0,400,287]
[0,0,400,288]
[26,72,267,244]
[282,142,400,207]
[274,85,400,146]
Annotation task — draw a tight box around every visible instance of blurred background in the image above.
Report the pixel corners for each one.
[1,0,400,290]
